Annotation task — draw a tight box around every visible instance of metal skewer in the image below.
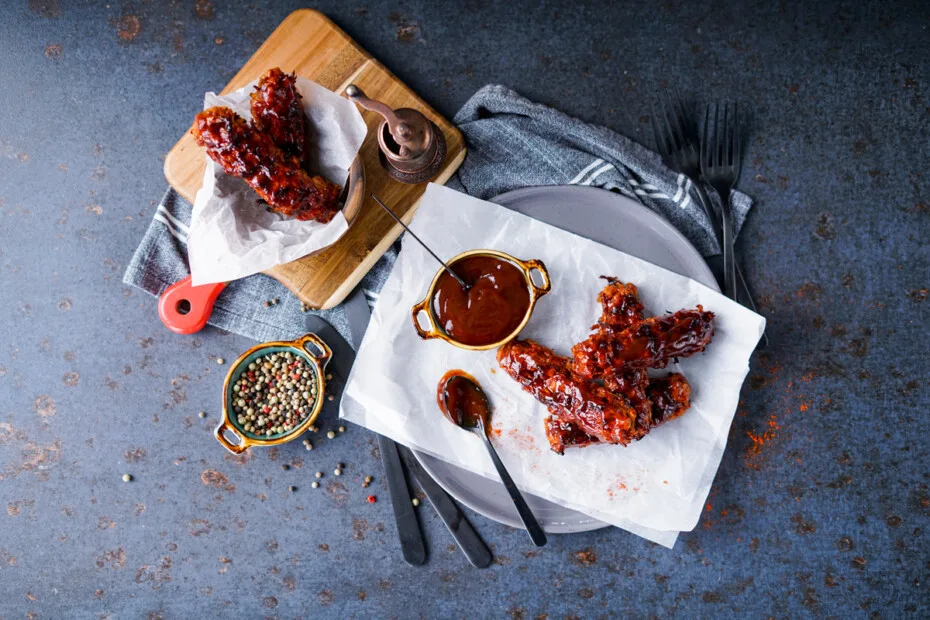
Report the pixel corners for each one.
[371,194,469,290]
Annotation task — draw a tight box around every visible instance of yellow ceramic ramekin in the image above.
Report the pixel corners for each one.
[410,249,551,351]
[214,333,332,454]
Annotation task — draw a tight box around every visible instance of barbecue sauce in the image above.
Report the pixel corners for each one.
[432,255,530,346]
[437,370,491,434]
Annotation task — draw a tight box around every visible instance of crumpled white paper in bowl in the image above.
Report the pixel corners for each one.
[340,183,766,543]
[188,77,368,286]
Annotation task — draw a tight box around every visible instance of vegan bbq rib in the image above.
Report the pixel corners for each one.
[497,277,707,454]
[593,277,645,334]
[543,373,692,453]
[497,339,638,448]
[543,416,597,454]
[585,278,702,445]
[250,68,309,165]
[603,368,653,437]
[572,306,715,377]
[193,106,341,223]
[647,373,691,426]
[593,278,653,434]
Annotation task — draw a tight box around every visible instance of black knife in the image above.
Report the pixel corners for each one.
[376,434,427,566]
[343,286,373,351]
[398,445,493,568]
[305,306,427,566]
[344,287,495,566]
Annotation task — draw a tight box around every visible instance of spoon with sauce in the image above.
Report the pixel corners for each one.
[438,370,547,547]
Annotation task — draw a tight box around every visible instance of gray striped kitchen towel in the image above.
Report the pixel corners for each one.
[123,84,752,344]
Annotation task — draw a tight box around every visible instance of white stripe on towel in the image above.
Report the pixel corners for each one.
[671,173,686,203]
[157,205,190,234]
[633,189,670,199]
[680,178,692,210]
[154,214,188,243]
[580,162,614,186]
[628,179,661,191]
[568,158,604,185]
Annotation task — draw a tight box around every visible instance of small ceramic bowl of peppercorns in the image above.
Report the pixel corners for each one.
[215,333,332,454]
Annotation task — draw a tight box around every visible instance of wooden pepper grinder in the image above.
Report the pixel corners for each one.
[346,84,447,184]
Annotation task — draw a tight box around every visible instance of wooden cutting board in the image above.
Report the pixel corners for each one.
[163,9,465,310]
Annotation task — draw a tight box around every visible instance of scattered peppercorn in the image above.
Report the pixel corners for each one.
[334,469,342,476]
[315,472,323,479]
[311,481,319,489]
[338,426,346,433]
[289,485,297,492]
[337,463,345,469]
[367,495,377,504]
[304,443,313,451]
[412,498,420,507]
[216,358,225,365]
[327,395,335,402]
[264,300,272,308]
[229,351,318,438]
[273,298,280,305]
[122,474,132,482]
[326,373,333,381]
[281,464,290,471]
[327,430,336,439]
[198,411,207,418]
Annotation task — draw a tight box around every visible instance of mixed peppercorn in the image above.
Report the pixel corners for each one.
[224,352,389,507]
[231,351,318,438]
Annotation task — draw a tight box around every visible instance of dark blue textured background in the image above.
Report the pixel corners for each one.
[1,0,927,617]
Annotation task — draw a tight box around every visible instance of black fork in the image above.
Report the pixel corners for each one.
[701,101,741,300]
[651,90,721,235]
[653,95,767,347]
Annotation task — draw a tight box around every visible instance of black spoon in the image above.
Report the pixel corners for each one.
[439,372,547,547]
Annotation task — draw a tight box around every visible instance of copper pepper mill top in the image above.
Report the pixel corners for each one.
[345,84,447,184]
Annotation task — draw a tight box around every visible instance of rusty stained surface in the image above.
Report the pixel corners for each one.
[0,0,928,617]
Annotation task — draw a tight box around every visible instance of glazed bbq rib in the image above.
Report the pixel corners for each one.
[497,340,639,447]
[594,277,645,334]
[646,373,691,426]
[250,68,308,165]
[572,306,715,377]
[603,369,653,437]
[541,277,652,451]
[544,373,692,452]
[505,278,704,454]
[192,106,341,223]
[585,280,699,443]
[544,415,596,454]
[593,278,653,435]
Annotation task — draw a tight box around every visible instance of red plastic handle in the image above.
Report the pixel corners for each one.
[158,275,227,335]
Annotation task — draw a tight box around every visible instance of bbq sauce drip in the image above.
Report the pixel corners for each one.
[432,256,530,346]
[437,370,491,433]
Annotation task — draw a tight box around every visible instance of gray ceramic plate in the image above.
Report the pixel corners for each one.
[413,185,719,534]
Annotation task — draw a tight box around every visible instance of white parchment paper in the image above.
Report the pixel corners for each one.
[340,184,765,542]
[188,78,368,286]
